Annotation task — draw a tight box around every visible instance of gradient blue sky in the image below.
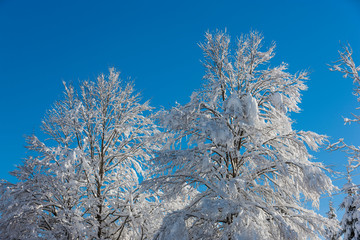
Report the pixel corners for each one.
[1,0,360,216]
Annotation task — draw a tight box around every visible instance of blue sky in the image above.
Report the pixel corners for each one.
[1,0,360,216]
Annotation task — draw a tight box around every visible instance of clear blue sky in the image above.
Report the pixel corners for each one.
[1,0,360,216]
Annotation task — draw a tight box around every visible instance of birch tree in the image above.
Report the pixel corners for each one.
[147,31,335,239]
[0,68,161,239]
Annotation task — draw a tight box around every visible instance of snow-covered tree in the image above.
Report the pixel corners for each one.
[338,173,360,240]
[325,200,339,240]
[328,44,360,239]
[328,45,360,169]
[0,68,161,239]
[146,31,335,239]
